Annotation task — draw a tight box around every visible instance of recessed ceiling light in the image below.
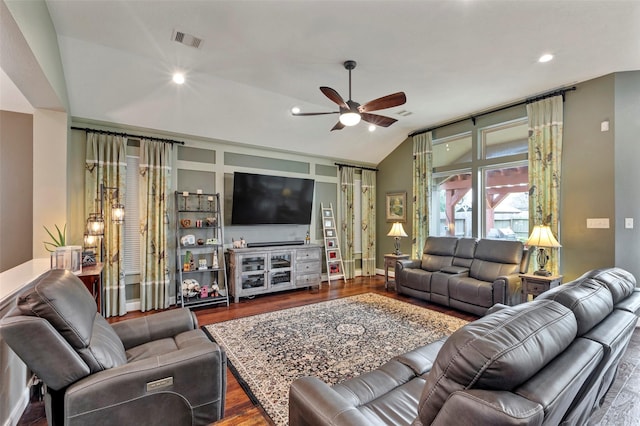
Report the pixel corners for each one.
[172,72,185,84]
[538,54,554,63]
[291,106,301,114]
[368,124,376,132]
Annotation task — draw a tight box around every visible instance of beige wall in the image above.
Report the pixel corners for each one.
[0,110,33,272]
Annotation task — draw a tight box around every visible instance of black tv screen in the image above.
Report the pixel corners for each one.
[231,172,315,225]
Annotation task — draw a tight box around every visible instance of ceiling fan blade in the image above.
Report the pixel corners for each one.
[320,87,348,109]
[358,92,407,113]
[331,121,345,131]
[361,113,398,128]
[292,111,339,116]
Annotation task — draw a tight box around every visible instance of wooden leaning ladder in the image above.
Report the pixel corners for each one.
[321,203,345,285]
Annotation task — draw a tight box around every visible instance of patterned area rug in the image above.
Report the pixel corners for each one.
[203,293,468,425]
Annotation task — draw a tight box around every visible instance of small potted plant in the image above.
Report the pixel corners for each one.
[45,224,82,274]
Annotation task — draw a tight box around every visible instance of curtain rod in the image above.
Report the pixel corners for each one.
[71,126,185,145]
[408,86,576,138]
[334,162,378,172]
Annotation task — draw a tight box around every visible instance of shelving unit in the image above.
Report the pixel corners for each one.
[321,203,345,285]
[175,191,229,308]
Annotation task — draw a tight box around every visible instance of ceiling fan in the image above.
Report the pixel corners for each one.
[292,60,407,131]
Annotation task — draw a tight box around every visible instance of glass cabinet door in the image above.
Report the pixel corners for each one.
[269,252,292,287]
[240,255,267,291]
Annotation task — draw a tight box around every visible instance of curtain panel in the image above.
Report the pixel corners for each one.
[339,166,355,279]
[527,95,563,275]
[361,170,376,276]
[139,140,173,311]
[412,132,433,258]
[85,133,127,317]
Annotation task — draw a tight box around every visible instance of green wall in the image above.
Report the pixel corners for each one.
[376,71,639,282]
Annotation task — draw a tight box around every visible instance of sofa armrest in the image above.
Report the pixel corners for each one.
[396,259,420,271]
[63,340,226,424]
[111,308,198,349]
[289,376,382,426]
[492,274,523,306]
[431,390,544,426]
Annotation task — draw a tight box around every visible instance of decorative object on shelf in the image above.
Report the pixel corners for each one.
[200,285,209,298]
[206,238,217,245]
[180,234,195,246]
[386,192,407,222]
[82,251,97,266]
[211,281,220,297]
[212,251,219,268]
[387,222,408,255]
[525,225,562,276]
[305,230,311,244]
[197,238,204,245]
[206,217,216,227]
[181,278,200,298]
[198,258,208,270]
[180,219,191,228]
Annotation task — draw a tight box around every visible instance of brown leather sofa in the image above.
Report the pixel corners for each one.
[0,269,226,426]
[395,237,530,315]
[289,267,640,425]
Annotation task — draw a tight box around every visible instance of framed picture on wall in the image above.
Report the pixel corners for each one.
[386,192,407,222]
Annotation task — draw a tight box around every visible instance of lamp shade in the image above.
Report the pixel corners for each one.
[387,222,408,238]
[526,225,561,248]
[86,213,105,236]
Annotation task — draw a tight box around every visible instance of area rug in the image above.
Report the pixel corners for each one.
[203,293,468,425]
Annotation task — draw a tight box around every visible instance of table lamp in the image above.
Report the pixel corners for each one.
[387,222,408,255]
[525,225,561,276]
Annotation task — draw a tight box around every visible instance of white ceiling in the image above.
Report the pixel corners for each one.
[11,0,640,164]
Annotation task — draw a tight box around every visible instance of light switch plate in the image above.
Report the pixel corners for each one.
[625,218,634,229]
[587,218,610,229]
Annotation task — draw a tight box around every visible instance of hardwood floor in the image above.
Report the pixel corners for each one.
[18,275,477,426]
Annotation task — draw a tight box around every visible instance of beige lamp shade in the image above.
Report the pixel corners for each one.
[526,225,561,248]
[387,222,408,238]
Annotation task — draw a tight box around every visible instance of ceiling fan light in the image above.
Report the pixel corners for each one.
[339,112,361,126]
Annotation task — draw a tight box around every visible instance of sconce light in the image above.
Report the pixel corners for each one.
[525,225,561,276]
[84,184,124,237]
[387,222,408,255]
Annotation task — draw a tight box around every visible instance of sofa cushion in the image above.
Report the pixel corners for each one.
[420,237,458,271]
[469,239,523,281]
[448,277,494,308]
[416,299,577,425]
[578,267,636,304]
[399,268,433,292]
[451,238,477,268]
[15,269,126,371]
[537,279,614,336]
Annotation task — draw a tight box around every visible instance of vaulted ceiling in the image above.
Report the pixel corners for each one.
[4,0,640,164]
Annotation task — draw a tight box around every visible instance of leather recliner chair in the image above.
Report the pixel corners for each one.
[0,269,226,426]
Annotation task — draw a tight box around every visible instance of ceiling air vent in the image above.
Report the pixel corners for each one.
[396,110,413,117]
[171,29,203,49]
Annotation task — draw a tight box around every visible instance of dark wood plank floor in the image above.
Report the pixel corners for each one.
[18,275,477,426]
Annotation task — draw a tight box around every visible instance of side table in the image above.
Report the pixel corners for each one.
[384,254,410,290]
[78,262,104,313]
[520,273,562,302]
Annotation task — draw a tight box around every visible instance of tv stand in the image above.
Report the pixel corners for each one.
[227,244,321,303]
[246,240,305,248]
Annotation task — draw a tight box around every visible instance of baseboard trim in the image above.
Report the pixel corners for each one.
[4,386,30,426]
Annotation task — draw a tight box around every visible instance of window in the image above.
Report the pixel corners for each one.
[124,155,140,274]
[430,117,529,239]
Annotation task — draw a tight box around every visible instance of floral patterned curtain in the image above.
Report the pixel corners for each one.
[85,133,127,317]
[139,140,173,311]
[361,169,376,276]
[339,166,355,279]
[527,95,563,275]
[412,131,433,258]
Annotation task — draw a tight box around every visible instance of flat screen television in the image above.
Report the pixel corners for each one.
[231,172,315,225]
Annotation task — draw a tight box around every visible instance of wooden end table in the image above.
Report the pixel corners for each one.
[78,262,104,313]
[384,254,410,290]
[520,273,563,302]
